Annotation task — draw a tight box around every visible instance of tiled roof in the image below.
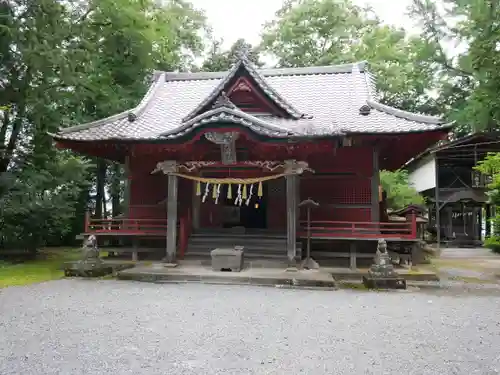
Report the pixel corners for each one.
[181,56,305,121]
[52,60,451,142]
[163,106,299,139]
[404,131,500,169]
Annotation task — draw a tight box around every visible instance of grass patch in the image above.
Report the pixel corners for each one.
[337,281,368,291]
[0,248,81,288]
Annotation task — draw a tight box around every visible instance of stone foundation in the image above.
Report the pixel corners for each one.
[362,276,407,289]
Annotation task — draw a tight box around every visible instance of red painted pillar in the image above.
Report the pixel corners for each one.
[410,212,417,239]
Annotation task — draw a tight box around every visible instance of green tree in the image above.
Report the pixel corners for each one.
[261,0,442,113]
[475,153,500,252]
[380,170,424,211]
[201,38,264,72]
[0,0,208,252]
[70,0,207,220]
[0,0,91,252]
[411,0,500,134]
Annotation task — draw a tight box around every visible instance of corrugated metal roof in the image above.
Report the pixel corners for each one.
[52,60,450,142]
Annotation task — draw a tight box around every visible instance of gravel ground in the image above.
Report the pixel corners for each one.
[1,280,500,375]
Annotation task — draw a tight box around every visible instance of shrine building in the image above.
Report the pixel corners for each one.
[51,57,451,268]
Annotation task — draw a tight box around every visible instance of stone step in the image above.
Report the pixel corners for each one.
[187,241,302,252]
[185,250,291,259]
[188,238,296,248]
[189,233,288,240]
[185,232,302,261]
[181,258,290,269]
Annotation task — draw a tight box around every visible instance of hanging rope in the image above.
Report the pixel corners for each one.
[171,172,288,184]
[175,171,291,206]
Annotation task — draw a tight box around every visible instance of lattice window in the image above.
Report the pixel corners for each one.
[306,207,371,222]
[301,177,371,204]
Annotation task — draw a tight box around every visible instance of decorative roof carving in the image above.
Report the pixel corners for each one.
[204,131,239,145]
[204,132,239,165]
[232,80,252,92]
[211,92,237,110]
[283,160,314,175]
[152,160,178,175]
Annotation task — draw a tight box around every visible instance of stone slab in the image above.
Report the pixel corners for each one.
[117,264,336,289]
[322,267,440,282]
[63,261,134,278]
[362,276,407,290]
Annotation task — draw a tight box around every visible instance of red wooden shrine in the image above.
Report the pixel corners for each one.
[52,58,450,263]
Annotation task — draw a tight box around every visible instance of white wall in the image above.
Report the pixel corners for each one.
[408,155,436,193]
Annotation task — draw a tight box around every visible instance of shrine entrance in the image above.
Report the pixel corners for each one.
[221,183,268,229]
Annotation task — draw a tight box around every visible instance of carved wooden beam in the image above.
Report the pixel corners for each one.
[205,131,239,165]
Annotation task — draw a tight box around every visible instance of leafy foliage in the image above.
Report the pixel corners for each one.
[0,155,91,251]
[410,0,500,134]
[484,233,500,254]
[380,170,425,211]
[0,0,207,252]
[201,38,264,72]
[475,153,500,252]
[475,152,500,206]
[261,0,442,113]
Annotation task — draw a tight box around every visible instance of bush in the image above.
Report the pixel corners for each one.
[380,169,424,210]
[484,237,500,254]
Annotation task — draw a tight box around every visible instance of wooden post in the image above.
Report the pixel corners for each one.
[486,204,491,237]
[472,206,479,241]
[349,242,357,270]
[478,206,483,241]
[410,212,417,239]
[435,157,440,249]
[371,148,380,223]
[446,206,453,239]
[132,237,139,262]
[192,180,200,230]
[165,172,179,265]
[286,174,298,268]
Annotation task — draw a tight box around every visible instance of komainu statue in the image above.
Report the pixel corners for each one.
[64,235,112,277]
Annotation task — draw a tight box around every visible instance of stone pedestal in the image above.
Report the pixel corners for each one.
[363,239,406,289]
[64,235,113,277]
[300,257,319,270]
[211,247,244,272]
[362,276,406,289]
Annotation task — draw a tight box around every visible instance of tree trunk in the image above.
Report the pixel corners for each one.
[0,69,31,174]
[0,116,23,174]
[0,111,10,150]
